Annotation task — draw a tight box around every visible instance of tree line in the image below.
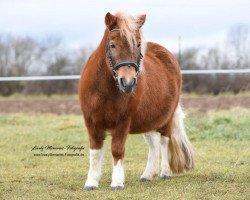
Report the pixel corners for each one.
[179,25,250,94]
[0,25,249,96]
[0,35,89,96]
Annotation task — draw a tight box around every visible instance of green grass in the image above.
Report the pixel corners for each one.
[0,108,249,200]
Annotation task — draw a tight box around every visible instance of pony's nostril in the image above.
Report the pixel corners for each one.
[130,78,136,86]
[120,78,127,87]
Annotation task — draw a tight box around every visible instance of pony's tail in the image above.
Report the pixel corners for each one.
[169,105,194,173]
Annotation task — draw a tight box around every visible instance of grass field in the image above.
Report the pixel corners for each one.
[0,108,249,199]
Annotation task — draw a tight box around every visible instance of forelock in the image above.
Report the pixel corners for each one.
[115,12,142,50]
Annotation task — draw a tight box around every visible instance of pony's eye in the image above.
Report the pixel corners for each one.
[137,43,141,48]
[110,44,116,48]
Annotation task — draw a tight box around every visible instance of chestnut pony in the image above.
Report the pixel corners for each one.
[79,12,194,190]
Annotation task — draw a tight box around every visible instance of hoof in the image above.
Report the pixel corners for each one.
[140,177,151,182]
[111,186,124,190]
[84,186,97,191]
[160,175,172,180]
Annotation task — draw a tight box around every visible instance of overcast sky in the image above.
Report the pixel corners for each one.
[0,0,249,52]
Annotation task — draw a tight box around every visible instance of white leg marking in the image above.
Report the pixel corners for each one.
[111,159,125,188]
[140,132,160,180]
[84,147,105,188]
[160,136,173,178]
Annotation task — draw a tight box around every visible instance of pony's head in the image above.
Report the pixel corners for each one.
[105,12,146,93]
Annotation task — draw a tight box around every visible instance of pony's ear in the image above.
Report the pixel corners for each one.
[105,12,117,30]
[138,14,146,29]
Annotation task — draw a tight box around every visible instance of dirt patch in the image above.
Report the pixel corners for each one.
[0,99,81,115]
[0,96,249,114]
[182,96,250,112]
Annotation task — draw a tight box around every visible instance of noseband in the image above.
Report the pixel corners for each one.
[107,29,143,79]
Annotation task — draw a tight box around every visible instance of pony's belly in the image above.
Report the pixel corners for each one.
[130,110,171,134]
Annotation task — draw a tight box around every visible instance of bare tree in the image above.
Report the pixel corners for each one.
[227,25,250,68]
[200,46,232,69]
[179,47,200,70]
[0,36,38,95]
[71,47,89,74]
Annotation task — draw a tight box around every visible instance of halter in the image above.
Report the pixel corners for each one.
[107,29,143,79]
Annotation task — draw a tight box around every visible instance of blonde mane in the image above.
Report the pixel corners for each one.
[115,12,143,50]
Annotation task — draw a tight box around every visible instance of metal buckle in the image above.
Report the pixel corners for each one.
[112,70,118,80]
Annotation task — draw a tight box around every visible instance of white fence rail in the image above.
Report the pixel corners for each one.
[181,69,250,74]
[0,75,80,82]
[0,69,250,82]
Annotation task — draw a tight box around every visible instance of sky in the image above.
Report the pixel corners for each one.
[0,0,249,52]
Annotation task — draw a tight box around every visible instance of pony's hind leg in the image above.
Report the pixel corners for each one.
[140,132,160,181]
[160,136,173,179]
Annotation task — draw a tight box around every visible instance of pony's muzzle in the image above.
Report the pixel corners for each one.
[119,77,137,93]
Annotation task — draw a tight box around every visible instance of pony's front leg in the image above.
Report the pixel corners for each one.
[84,124,105,191]
[110,122,130,190]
